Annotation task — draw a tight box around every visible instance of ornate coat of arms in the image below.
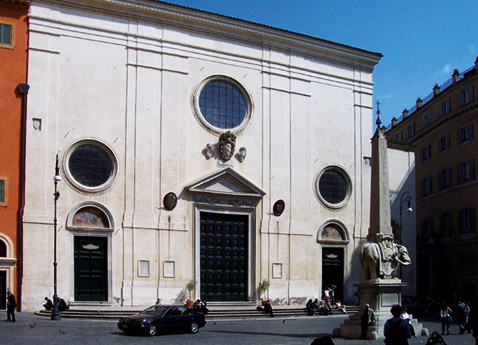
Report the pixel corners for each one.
[219,131,236,161]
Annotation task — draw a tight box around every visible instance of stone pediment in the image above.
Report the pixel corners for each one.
[188,168,265,199]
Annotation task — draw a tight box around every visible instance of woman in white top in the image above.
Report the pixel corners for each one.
[401,307,415,337]
[440,302,453,335]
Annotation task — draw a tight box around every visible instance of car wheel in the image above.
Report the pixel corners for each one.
[190,321,199,334]
[147,324,157,336]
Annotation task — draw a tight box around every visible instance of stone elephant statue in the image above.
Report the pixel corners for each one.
[359,241,411,280]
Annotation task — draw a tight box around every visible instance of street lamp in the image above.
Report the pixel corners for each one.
[398,191,413,279]
[51,154,61,320]
[399,191,413,245]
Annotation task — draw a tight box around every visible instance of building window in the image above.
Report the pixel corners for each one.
[316,166,351,208]
[196,76,251,132]
[459,207,476,233]
[459,86,474,107]
[423,112,430,127]
[420,144,431,162]
[395,131,403,142]
[438,134,451,153]
[0,240,6,257]
[438,168,452,191]
[421,218,433,239]
[439,212,452,237]
[72,207,110,228]
[440,98,451,117]
[163,261,175,278]
[138,260,150,277]
[457,123,473,145]
[421,175,432,197]
[457,159,474,184]
[406,123,415,138]
[0,23,12,47]
[0,177,7,206]
[66,140,118,192]
[460,250,476,265]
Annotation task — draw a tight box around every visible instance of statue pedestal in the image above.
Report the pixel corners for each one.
[337,279,424,340]
[359,278,404,312]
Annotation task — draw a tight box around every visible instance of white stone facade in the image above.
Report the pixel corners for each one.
[21,0,381,311]
[388,146,417,297]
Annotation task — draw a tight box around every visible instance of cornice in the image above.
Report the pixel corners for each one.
[0,0,29,10]
[35,0,382,72]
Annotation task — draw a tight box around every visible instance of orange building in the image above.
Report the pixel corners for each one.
[387,57,478,302]
[0,0,29,310]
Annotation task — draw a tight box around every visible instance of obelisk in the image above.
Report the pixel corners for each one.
[337,102,423,340]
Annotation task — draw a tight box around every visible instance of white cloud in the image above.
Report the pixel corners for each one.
[432,63,451,82]
[469,45,476,55]
[442,63,451,74]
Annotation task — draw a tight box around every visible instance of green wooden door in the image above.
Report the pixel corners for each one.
[74,236,108,301]
[200,212,248,301]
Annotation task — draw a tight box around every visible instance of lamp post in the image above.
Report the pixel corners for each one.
[398,191,413,279]
[51,154,61,320]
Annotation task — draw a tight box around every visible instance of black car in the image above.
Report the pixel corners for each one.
[118,305,206,336]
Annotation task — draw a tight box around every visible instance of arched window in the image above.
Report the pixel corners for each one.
[67,203,114,233]
[321,224,344,242]
[72,207,110,228]
[317,220,350,244]
[0,240,6,257]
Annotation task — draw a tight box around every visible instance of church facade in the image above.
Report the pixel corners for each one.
[21,0,381,311]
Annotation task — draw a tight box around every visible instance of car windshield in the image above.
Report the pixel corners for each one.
[140,305,167,316]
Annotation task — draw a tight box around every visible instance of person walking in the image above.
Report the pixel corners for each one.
[469,299,478,345]
[457,299,470,334]
[401,307,416,337]
[384,304,412,345]
[330,285,336,306]
[359,303,376,339]
[6,291,16,322]
[440,301,453,335]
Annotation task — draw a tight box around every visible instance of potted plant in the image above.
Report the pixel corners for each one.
[185,279,196,307]
[258,279,271,305]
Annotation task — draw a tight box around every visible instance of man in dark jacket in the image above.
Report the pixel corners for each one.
[6,291,17,322]
[360,303,376,339]
[384,304,412,345]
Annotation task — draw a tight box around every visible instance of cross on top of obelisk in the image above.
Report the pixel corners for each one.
[375,100,382,129]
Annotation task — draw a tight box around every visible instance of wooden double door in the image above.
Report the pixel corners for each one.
[200,212,248,301]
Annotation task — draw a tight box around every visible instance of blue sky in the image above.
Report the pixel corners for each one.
[163,0,478,127]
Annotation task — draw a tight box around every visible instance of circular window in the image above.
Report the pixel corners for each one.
[194,76,251,134]
[65,140,118,192]
[316,167,351,208]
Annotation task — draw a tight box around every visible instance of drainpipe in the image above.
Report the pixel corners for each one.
[17,83,29,312]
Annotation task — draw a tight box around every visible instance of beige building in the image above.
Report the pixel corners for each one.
[387,57,478,301]
[21,0,381,311]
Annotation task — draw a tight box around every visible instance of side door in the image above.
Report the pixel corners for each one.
[177,306,193,330]
[160,307,181,332]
